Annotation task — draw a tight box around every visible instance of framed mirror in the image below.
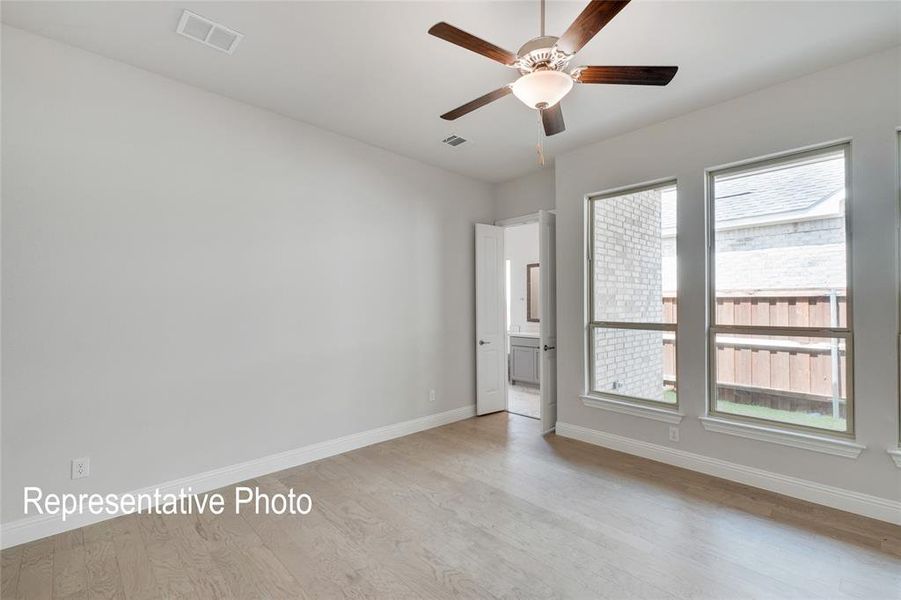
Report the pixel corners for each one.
[527,263,540,322]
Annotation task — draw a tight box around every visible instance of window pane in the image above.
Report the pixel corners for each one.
[592,185,676,323]
[713,332,848,432]
[713,150,847,327]
[591,327,676,404]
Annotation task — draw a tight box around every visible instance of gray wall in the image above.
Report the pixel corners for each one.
[494,168,555,221]
[521,47,900,501]
[1,26,494,523]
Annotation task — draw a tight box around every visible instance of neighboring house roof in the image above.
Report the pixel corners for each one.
[660,155,844,231]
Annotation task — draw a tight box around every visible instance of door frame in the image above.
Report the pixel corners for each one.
[493,211,557,420]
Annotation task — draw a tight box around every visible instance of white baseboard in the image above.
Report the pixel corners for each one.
[1,405,475,549]
[556,422,901,526]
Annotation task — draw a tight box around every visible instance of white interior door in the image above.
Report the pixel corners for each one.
[539,210,557,433]
[475,223,507,415]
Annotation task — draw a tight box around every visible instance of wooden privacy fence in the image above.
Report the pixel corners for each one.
[662,292,848,411]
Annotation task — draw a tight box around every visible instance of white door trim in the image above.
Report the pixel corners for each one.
[494,209,558,228]
[495,213,539,227]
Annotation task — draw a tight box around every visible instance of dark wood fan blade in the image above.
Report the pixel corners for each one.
[555,0,631,56]
[574,66,678,85]
[428,22,518,66]
[540,103,565,136]
[440,86,512,120]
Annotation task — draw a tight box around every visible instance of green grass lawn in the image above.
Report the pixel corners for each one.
[662,389,844,431]
[716,400,846,431]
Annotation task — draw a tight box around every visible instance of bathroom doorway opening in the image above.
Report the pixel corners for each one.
[504,221,541,419]
[475,210,556,432]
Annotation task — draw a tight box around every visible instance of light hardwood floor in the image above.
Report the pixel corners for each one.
[507,385,540,419]
[2,412,900,599]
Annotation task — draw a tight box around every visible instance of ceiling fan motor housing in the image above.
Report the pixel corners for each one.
[516,36,571,73]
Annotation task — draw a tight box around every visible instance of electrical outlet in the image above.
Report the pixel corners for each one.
[668,426,680,443]
[71,457,90,479]
[429,389,436,402]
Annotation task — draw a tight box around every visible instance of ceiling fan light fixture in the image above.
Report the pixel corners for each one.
[511,69,574,109]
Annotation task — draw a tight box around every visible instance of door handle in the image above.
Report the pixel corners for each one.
[543,344,555,351]
[479,340,489,346]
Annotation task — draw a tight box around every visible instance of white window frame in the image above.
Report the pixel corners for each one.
[585,179,679,413]
[706,142,855,438]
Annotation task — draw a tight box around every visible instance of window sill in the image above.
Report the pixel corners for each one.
[699,416,865,459]
[887,448,901,468]
[580,395,684,424]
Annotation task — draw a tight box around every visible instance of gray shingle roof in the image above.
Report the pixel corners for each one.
[660,155,844,230]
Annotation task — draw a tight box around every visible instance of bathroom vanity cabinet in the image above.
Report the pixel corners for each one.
[509,334,540,386]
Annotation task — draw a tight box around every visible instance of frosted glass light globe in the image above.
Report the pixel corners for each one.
[511,70,574,109]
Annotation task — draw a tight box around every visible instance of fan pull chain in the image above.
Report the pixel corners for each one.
[536,111,545,166]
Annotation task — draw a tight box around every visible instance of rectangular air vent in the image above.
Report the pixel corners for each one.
[442,135,467,147]
[176,10,243,54]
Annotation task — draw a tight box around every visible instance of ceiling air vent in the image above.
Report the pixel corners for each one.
[442,135,467,147]
[176,10,243,55]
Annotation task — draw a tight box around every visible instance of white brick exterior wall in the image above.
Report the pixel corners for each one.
[593,189,664,401]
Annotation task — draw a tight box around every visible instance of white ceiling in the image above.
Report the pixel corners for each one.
[2,1,899,183]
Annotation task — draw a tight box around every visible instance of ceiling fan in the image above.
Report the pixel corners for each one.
[429,0,678,136]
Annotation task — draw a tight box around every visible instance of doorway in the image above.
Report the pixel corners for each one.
[504,222,541,419]
[474,211,557,433]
